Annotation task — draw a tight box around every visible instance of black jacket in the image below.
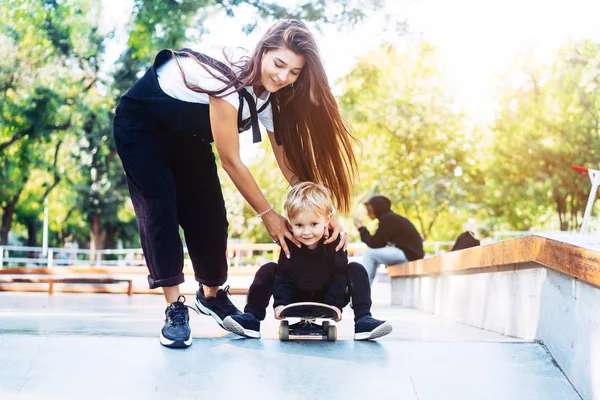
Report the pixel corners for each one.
[272,237,348,310]
[359,196,424,261]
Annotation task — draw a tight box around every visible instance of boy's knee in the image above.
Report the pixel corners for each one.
[347,262,368,277]
[257,262,278,278]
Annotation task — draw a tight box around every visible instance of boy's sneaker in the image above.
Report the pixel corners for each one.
[194,285,242,328]
[160,295,193,348]
[223,312,261,339]
[354,316,393,341]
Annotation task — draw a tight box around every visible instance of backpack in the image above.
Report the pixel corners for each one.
[451,231,480,251]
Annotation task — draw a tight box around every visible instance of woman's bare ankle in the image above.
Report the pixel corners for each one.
[203,285,220,297]
[163,285,181,304]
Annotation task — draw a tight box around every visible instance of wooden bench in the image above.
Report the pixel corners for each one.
[0,259,313,296]
[0,267,257,295]
[48,278,133,295]
[0,269,134,296]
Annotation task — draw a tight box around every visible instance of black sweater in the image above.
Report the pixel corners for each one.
[272,237,348,310]
[358,211,424,261]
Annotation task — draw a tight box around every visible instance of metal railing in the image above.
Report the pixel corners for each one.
[0,246,147,269]
[0,240,458,269]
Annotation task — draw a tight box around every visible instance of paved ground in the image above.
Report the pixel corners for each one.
[0,280,581,400]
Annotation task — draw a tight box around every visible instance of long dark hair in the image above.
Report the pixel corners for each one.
[173,20,358,215]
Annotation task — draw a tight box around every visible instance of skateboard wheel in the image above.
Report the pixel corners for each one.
[322,321,330,330]
[327,325,337,341]
[279,320,289,341]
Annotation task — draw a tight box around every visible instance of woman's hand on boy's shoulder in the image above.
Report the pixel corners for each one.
[325,236,346,254]
[275,237,296,259]
[279,237,298,258]
[323,215,348,252]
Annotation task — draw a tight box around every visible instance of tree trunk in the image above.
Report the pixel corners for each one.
[553,187,568,231]
[105,223,116,250]
[0,204,15,245]
[89,214,105,260]
[559,217,568,231]
[26,218,38,247]
[0,189,24,245]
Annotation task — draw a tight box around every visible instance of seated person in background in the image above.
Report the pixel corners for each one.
[223,182,392,341]
[353,196,424,285]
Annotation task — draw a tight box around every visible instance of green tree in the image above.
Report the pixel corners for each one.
[488,40,600,231]
[0,0,102,245]
[338,43,480,240]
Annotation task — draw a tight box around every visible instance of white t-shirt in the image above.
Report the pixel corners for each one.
[156,46,274,133]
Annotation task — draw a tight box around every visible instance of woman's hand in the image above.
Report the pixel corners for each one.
[323,215,348,252]
[262,211,300,258]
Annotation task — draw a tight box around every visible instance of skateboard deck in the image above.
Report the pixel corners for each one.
[277,302,341,342]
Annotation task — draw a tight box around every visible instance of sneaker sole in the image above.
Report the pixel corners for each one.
[223,316,261,339]
[354,321,393,341]
[193,297,225,327]
[159,332,192,348]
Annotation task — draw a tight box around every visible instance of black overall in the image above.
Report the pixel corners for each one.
[113,49,271,289]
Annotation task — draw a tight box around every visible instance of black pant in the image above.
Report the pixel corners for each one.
[245,262,373,323]
[114,114,228,289]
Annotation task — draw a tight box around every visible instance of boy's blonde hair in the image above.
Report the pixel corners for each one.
[284,182,334,219]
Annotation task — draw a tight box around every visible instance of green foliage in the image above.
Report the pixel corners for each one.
[0,0,102,245]
[218,0,383,34]
[488,40,600,231]
[127,0,212,63]
[339,43,481,240]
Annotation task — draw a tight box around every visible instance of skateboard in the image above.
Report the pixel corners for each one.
[277,302,341,342]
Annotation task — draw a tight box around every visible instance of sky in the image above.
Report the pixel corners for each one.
[100,0,600,122]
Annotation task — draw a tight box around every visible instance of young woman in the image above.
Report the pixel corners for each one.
[113,19,357,348]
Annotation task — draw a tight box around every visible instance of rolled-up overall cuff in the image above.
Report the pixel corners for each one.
[147,272,185,289]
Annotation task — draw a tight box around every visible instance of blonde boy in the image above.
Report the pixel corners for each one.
[223,182,392,340]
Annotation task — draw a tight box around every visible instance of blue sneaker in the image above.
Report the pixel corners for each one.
[354,316,393,341]
[223,312,261,339]
[194,285,242,328]
[160,295,193,348]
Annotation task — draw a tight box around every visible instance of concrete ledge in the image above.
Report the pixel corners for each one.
[388,234,600,287]
[389,235,600,400]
